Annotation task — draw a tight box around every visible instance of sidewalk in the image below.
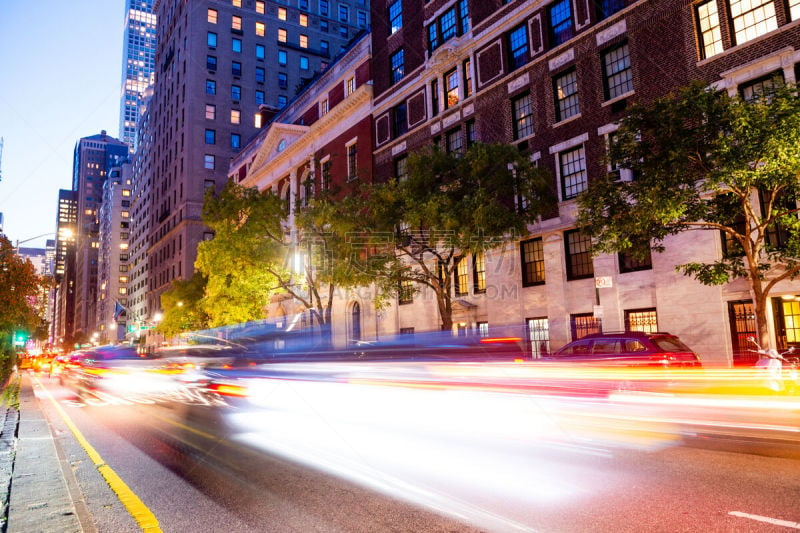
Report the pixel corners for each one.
[1,372,84,532]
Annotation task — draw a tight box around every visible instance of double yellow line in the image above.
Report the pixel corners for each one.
[33,375,162,532]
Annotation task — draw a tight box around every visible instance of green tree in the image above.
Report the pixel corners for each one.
[362,143,554,330]
[577,81,800,349]
[157,272,210,338]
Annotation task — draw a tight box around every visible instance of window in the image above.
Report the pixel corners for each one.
[386,49,405,85]
[431,79,440,116]
[597,0,625,20]
[730,0,777,45]
[228,38,240,53]
[392,102,407,137]
[554,69,580,121]
[520,238,545,286]
[459,0,470,32]
[619,249,652,273]
[230,109,240,124]
[278,7,287,20]
[205,104,216,120]
[255,21,265,37]
[347,142,357,180]
[278,50,287,66]
[389,0,402,34]
[232,61,242,77]
[256,44,265,59]
[427,5,469,52]
[206,79,216,95]
[320,97,329,115]
[119,265,129,273]
[565,229,593,280]
[339,4,349,22]
[791,0,800,20]
[278,28,287,42]
[321,20,329,32]
[695,0,723,59]
[232,85,241,100]
[512,93,534,139]
[278,72,288,89]
[320,40,329,55]
[278,95,287,108]
[299,0,309,10]
[740,71,784,102]
[465,119,476,146]
[255,113,263,128]
[320,0,329,16]
[446,128,463,154]
[571,313,602,340]
[602,42,633,100]
[453,257,469,296]
[428,24,439,52]
[445,69,459,108]
[207,55,217,71]
[508,24,530,70]
[548,0,574,47]
[256,1,265,14]
[346,76,356,95]
[232,0,241,6]
[357,10,367,27]
[232,15,242,31]
[300,14,309,27]
[340,26,348,38]
[398,279,414,304]
[560,145,587,200]
[463,59,472,98]
[208,8,218,23]
[625,309,658,333]
[207,32,217,47]
[527,318,550,358]
[440,7,457,41]
[255,67,265,83]
[204,154,215,169]
[205,179,216,191]
[300,56,309,70]
[255,90,265,105]
[473,253,486,294]
[395,156,408,181]
[321,159,331,191]
[205,129,216,144]
[231,133,241,149]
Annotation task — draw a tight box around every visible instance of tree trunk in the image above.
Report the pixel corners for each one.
[751,278,771,350]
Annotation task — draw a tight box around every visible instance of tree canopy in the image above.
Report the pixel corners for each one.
[577,81,800,347]
[157,272,210,338]
[362,142,554,330]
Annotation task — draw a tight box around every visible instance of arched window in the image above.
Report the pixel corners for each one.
[350,301,361,343]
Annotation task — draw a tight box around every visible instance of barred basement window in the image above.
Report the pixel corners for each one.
[625,308,658,333]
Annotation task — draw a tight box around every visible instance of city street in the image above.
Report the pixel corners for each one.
[27,370,800,532]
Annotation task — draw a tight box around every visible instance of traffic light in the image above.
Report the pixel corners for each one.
[12,331,29,347]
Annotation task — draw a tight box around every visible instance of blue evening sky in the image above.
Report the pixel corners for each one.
[0,1,125,248]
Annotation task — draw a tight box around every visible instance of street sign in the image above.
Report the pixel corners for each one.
[595,276,613,289]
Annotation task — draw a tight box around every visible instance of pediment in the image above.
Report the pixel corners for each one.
[248,122,311,181]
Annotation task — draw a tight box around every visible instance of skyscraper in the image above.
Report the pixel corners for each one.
[136,0,367,334]
[119,0,157,152]
[71,131,129,341]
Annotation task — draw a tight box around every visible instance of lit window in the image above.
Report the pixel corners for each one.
[454,256,469,296]
[256,1,265,14]
[602,42,633,100]
[300,14,308,27]
[445,69,459,108]
[204,154,215,169]
[256,22,265,36]
[696,0,723,59]
[390,49,404,84]
[300,34,308,48]
[207,8,218,24]
[119,242,129,250]
[232,0,241,6]
[512,93,534,139]
[473,253,486,293]
[119,287,128,295]
[791,0,800,20]
[119,276,129,284]
[730,0,777,45]
[205,104,216,120]
[389,0,402,34]
[231,109,240,124]
[255,113,263,128]
[278,7,287,21]
[560,145,587,200]
[278,28,287,42]
[554,69,580,121]
[232,16,242,31]
[122,189,131,197]
[121,211,130,218]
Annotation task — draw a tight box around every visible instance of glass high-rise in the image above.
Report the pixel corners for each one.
[119,0,157,152]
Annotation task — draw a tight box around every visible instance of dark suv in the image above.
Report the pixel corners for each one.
[549,331,701,367]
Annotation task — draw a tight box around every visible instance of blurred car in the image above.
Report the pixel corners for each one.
[60,344,167,398]
[548,331,702,367]
[155,344,243,382]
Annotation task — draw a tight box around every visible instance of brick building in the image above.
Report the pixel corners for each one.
[365,0,800,365]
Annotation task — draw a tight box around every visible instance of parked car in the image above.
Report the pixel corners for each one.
[548,331,702,367]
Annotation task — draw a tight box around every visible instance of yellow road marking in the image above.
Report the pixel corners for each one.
[32,375,163,533]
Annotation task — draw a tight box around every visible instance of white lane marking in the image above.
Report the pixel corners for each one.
[729,511,800,529]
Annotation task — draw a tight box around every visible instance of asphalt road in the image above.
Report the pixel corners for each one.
[32,373,800,533]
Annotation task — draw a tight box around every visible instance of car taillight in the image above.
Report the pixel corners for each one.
[652,352,700,366]
[207,382,249,397]
[479,337,523,344]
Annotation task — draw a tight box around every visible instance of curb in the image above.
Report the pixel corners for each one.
[7,374,82,532]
